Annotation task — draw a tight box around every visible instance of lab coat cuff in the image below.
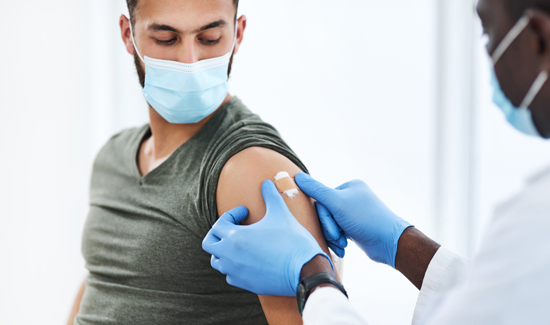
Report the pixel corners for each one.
[412,247,470,324]
[304,287,368,325]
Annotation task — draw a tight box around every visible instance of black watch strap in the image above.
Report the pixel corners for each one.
[296,272,347,315]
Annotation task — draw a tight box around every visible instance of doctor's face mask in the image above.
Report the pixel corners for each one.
[489,16,547,137]
[478,0,550,138]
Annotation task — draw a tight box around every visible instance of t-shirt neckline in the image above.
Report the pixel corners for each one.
[131,97,239,183]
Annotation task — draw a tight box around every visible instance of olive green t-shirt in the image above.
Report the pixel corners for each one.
[75,97,308,324]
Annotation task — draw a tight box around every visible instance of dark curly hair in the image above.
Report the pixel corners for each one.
[127,0,239,25]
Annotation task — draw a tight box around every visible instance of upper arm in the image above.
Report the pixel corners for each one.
[217,147,337,325]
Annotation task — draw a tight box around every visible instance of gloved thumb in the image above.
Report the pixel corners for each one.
[261,180,289,218]
[220,206,250,225]
[315,202,341,241]
[295,173,337,207]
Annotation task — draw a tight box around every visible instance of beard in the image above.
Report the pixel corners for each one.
[133,51,146,88]
[133,51,236,89]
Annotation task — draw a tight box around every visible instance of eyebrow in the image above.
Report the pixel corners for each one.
[148,24,181,33]
[194,20,227,33]
[148,20,228,34]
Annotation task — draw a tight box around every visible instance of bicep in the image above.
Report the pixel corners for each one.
[217,147,337,324]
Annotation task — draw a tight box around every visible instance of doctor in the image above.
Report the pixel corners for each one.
[203,0,550,323]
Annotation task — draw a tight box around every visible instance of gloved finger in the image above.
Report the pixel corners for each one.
[328,233,347,250]
[335,181,353,191]
[202,229,222,255]
[261,180,291,217]
[328,238,344,251]
[221,206,250,225]
[210,206,250,238]
[336,231,348,249]
[327,228,347,247]
[315,202,341,241]
[337,179,371,192]
[210,255,226,274]
[328,243,346,258]
[295,173,338,208]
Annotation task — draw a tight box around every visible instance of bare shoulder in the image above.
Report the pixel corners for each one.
[220,147,302,182]
[216,147,305,224]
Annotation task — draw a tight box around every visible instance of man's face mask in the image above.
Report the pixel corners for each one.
[130,22,237,124]
[490,16,549,137]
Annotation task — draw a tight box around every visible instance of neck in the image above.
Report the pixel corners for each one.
[146,94,232,159]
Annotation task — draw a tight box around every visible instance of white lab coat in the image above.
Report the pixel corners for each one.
[304,166,550,325]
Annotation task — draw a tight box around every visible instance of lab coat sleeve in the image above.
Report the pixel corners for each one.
[412,247,470,324]
[303,287,369,325]
[418,183,550,325]
[303,248,468,325]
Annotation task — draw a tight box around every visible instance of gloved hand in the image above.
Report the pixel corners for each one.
[202,180,333,297]
[315,202,349,258]
[295,173,413,268]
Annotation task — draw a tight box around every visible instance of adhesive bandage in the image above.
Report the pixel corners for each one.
[274,172,300,199]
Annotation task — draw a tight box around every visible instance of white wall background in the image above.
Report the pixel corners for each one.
[1,1,549,325]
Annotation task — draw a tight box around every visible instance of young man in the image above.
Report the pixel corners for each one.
[67,0,337,324]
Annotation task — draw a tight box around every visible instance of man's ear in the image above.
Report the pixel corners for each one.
[233,15,247,56]
[119,14,135,56]
[527,9,550,71]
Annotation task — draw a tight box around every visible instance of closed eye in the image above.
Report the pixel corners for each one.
[200,38,221,46]
[155,38,177,46]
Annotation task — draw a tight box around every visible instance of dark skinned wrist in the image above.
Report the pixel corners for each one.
[395,227,441,290]
[299,255,337,292]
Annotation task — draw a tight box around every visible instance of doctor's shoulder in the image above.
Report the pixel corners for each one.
[483,169,550,269]
[492,167,550,224]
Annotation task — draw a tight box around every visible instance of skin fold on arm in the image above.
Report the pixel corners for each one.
[217,147,339,325]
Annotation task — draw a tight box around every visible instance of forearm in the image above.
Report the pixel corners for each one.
[301,230,440,308]
[395,227,441,290]
[257,234,338,324]
[66,281,86,325]
[300,255,337,284]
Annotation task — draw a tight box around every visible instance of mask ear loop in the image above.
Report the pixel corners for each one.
[520,71,549,108]
[128,21,145,63]
[491,15,548,110]
[492,16,530,65]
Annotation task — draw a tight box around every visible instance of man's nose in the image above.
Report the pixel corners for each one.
[178,38,199,64]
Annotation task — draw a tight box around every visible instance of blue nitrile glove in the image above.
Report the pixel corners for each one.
[295,173,413,268]
[202,180,333,297]
[315,202,349,258]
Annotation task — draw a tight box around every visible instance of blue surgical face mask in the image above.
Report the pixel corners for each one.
[130,23,237,124]
[490,68,542,136]
[490,16,548,137]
